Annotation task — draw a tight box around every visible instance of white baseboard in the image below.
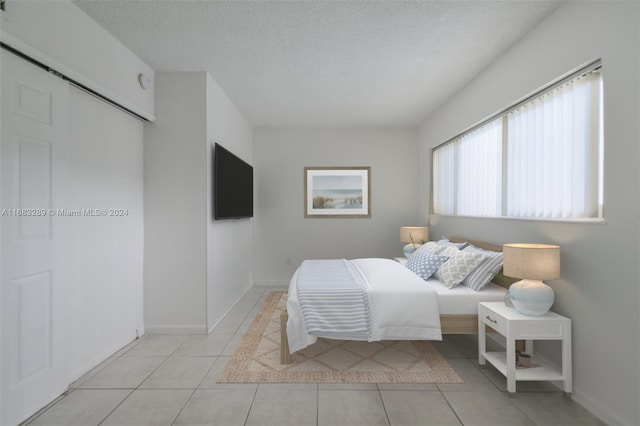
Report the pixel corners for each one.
[253,280,289,288]
[144,324,208,334]
[67,331,139,385]
[207,286,252,333]
[571,389,629,426]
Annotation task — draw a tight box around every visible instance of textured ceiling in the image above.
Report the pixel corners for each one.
[75,1,561,127]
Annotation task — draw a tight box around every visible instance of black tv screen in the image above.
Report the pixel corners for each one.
[214,143,253,220]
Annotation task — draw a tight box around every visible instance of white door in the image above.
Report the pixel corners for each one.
[1,49,69,425]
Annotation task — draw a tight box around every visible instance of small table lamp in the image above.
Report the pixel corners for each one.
[503,243,560,316]
[400,226,428,257]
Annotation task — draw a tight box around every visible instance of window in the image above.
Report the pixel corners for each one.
[432,62,603,220]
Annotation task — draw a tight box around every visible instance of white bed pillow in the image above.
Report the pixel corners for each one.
[405,251,449,281]
[435,237,468,249]
[410,241,444,257]
[434,247,487,289]
[461,244,504,291]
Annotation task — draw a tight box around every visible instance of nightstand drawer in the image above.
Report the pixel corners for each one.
[512,321,566,339]
[479,304,507,335]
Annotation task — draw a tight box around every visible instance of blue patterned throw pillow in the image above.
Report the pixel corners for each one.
[406,250,449,281]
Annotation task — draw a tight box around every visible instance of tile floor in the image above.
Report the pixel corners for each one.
[24,287,604,426]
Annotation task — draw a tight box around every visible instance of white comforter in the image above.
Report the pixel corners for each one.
[286,258,442,353]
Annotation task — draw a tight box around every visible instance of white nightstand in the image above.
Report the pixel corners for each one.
[478,301,572,394]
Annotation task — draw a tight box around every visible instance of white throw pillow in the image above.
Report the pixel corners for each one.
[411,241,444,257]
[435,249,487,289]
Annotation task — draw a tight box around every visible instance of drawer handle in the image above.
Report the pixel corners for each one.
[485,315,498,324]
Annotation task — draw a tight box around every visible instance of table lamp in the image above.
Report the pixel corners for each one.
[400,226,428,257]
[503,243,560,316]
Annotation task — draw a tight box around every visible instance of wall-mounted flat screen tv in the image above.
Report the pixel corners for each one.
[214,143,253,220]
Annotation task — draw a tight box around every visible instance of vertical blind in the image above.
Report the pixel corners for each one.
[506,71,602,218]
[432,140,456,215]
[432,63,603,220]
[457,119,502,216]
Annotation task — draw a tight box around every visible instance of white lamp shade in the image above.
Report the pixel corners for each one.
[502,243,560,280]
[400,227,428,244]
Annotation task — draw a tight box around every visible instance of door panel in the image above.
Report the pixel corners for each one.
[15,135,52,240]
[14,80,53,125]
[15,271,52,381]
[1,49,68,426]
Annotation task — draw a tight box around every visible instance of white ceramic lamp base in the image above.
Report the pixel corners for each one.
[403,243,419,257]
[508,279,554,316]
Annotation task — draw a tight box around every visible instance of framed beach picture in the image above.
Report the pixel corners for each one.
[304,167,371,218]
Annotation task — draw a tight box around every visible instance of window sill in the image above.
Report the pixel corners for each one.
[429,213,606,225]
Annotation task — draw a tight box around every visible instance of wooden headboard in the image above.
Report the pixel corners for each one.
[449,236,516,289]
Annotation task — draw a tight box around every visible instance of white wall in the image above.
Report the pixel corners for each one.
[65,86,144,381]
[144,72,208,333]
[0,0,154,120]
[419,3,640,425]
[253,128,420,285]
[206,74,254,331]
[144,72,253,333]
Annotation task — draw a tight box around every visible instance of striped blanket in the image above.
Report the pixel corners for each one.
[296,259,370,339]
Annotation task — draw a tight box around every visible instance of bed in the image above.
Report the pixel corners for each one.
[280,237,514,364]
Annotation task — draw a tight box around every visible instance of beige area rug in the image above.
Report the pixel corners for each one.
[218,291,463,384]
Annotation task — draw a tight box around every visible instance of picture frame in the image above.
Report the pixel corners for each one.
[304,166,371,218]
